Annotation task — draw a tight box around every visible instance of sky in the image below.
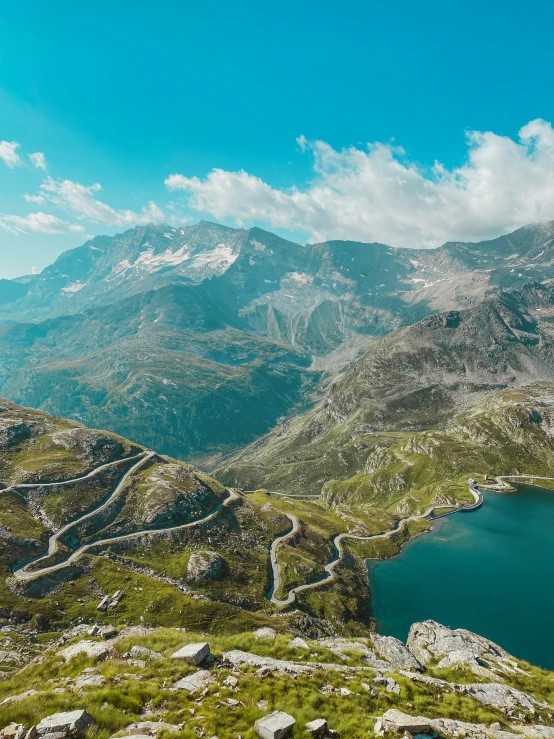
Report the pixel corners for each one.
[1,0,554,277]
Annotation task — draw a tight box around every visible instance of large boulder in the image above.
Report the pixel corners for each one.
[407,620,521,678]
[186,550,227,581]
[59,640,113,662]
[170,642,210,665]
[36,711,95,737]
[254,711,295,739]
[125,646,163,661]
[370,633,423,671]
[382,710,431,735]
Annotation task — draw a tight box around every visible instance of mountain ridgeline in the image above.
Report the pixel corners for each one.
[2,219,554,461]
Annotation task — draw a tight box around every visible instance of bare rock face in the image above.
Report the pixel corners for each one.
[370,633,423,671]
[407,620,523,678]
[186,550,227,582]
[36,711,95,737]
[455,682,545,715]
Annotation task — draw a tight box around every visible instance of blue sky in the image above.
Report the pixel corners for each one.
[1,0,554,277]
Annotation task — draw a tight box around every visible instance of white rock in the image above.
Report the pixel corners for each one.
[123,722,181,737]
[59,641,112,662]
[1,724,26,739]
[382,709,430,734]
[254,628,278,640]
[127,646,163,661]
[173,670,212,693]
[289,637,309,649]
[223,650,311,675]
[305,719,327,738]
[254,711,296,739]
[0,690,38,705]
[224,675,238,688]
[73,675,105,689]
[407,620,522,678]
[36,711,95,737]
[370,633,423,671]
[456,682,542,714]
[170,642,210,665]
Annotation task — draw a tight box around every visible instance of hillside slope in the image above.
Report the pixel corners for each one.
[217,283,554,502]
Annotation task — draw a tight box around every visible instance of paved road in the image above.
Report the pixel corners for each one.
[12,451,239,581]
[4,451,149,491]
[479,474,554,490]
[269,484,482,606]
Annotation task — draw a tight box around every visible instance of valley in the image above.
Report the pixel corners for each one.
[3,221,554,738]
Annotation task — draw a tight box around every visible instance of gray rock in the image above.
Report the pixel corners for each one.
[36,711,95,737]
[407,620,524,678]
[317,638,390,670]
[186,551,227,581]
[382,710,431,734]
[254,711,296,739]
[1,724,26,739]
[456,682,543,714]
[289,637,309,649]
[305,719,327,738]
[254,628,278,639]
[370,633,423,671]
[127,646,163,661]
[170,642,210,665]
[123,722,181,737]
[59,641,112,662]
[1,690,39,706]
[73,675,105,689]
[173,670,212,693]
[429,716,494,738]
[223,650,311,675]
[384,677,400,694]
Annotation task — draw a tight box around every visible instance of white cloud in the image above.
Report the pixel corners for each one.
[32,177,164,227]
[0,212,86,235]
[29,151,47,170]
[0,141,22,168]
[165,118,554,248]
[23,193,45,203]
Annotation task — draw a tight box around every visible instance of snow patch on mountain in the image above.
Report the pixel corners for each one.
[188,244,238,270]
[61,281,86,294]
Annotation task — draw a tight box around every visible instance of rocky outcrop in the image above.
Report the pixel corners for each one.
[186,550,228,581]
[456,682,547,715]
[58,640,114,662]
[36,711,95,737]
[370,633,423,671]
[407,619,526,678]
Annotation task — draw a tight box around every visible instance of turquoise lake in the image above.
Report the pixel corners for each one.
[368,485,554,669]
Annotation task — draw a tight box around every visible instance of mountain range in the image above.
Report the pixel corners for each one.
[2,220,554,462]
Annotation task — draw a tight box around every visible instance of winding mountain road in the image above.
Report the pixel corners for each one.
[11,450,240,581]
[269,485,483,606]
[479,474,554,490]
[4,451,149,491]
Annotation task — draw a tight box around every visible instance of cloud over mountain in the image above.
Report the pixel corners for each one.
[166,119,554,249]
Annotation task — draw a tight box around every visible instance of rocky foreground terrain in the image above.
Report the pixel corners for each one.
[1,619,554,739]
